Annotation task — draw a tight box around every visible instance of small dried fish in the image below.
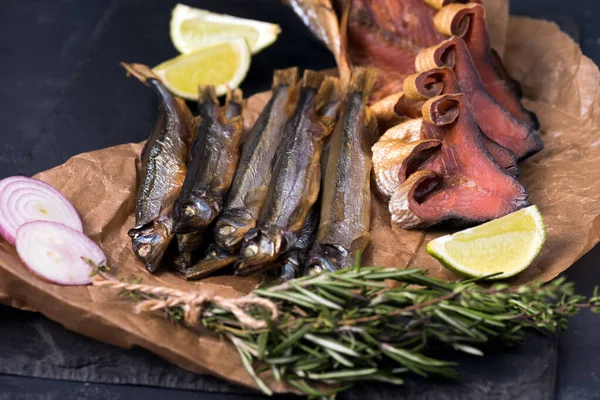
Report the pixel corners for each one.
[213,68,298,253]
[172,86,244,269]
[122,63,194,273]
[174,86,244,233]
[236,71,342,274]
[306,68,379,274]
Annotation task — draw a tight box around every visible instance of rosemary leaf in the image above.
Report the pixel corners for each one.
[271,323,313,354]
[305,334,360,357]
[231,337,272,396]
[324,348,355,368]
[292,283,344,310]
[104,261,599,398]
[307,368,377,380]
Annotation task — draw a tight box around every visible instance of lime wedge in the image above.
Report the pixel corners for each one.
[427,206,546,280]
[170,4,281,55]
[153,38,250,99]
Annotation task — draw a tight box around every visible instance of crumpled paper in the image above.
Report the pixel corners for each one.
[0,1,599,393]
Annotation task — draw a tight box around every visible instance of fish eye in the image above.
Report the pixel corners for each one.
[218,225,236,235]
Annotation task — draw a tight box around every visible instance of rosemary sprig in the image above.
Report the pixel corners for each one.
[101,261,600,398]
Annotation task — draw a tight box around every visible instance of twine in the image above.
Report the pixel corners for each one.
[93,279,278,329]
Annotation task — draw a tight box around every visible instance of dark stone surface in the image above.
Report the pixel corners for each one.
[0,374,268,400]
[0,305,253,394]
[0,0,598,399]
[344,334,558,400]
[0,303,557,399]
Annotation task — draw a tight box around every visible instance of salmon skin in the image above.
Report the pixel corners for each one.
[307,68,379,274]
[172,86,244,270]
[212,68,299,254]
[122,63,194,273]
[236,71,342,274]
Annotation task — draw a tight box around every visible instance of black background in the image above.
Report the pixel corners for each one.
[0,0,599,399]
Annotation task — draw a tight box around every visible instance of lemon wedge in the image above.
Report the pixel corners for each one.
[153,38,250,99]
[427,206,546,280]
[170,3,281,55]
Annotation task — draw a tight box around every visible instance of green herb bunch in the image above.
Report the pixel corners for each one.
[100,261,600,398]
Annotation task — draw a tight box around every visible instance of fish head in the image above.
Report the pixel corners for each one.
[176,232,204,253]
[185,246,238,281]
[128,222,172,273]
[174,196,219,233]
[235,228,285,275]
[173,252,193,274]
[280,252,302,281]
[305,244,349,274]
[214,210,256,252]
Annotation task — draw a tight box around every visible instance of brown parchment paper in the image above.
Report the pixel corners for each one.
[0,2,599,393]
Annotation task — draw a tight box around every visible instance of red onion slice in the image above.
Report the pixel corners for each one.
[16,221,105,286]
[0,176,82,244]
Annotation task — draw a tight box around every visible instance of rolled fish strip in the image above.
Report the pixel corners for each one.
[413,38,542,160]
[391,94,530,230]
[424,0,480,11]
[370,92,425,132]
[403,67,458,101]
[372,139,441,199]
[404,66,519,176]
[432,3,538,128]
[390,170,442,229]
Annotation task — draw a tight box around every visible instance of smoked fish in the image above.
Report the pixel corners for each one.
[306,68,379,274]
[212,68,298,254]
[276,202,320,280]
[236,71,342,273]
[172,86,244,269]
[122,63,194,273]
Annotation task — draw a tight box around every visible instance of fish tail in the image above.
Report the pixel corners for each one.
[226,88,244,107]
[224,88,244,123]
[302,69,326,90]
[120,62,159,85]
[272,67,299,89]
[198,85,218,104]
[348,67,379,102]
[338,0,352,89]
[197,85,219,117]
[315,76,343,118]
